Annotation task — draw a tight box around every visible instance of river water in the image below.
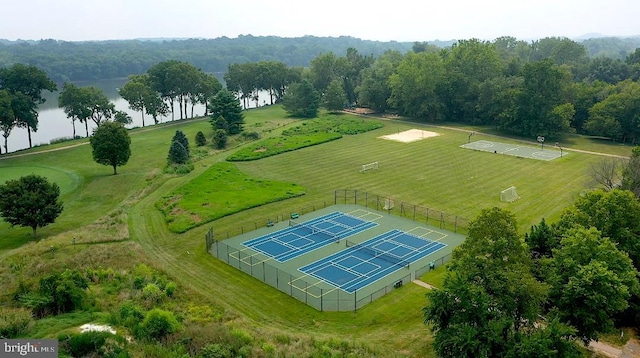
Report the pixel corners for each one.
[4,77,265,154]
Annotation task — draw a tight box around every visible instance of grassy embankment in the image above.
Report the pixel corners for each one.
[0,105,633,356]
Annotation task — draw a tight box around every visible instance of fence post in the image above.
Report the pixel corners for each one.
[354,289,357,312]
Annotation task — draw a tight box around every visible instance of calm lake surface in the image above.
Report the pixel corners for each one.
[4,76,262,154]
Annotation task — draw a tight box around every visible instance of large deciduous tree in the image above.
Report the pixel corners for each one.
[516,59,570,137]
[554,189,640,270]
[0,89,15,154]
[194,72,222,115]
[388,51,445,120]
[89,121,131,175]
[584,80,640,143]
[622,146,640,197]
[424,208,567,357]
[440,39,503,122]
[224,62,255,110]
[147,60,181,120]
[86,86,115,127]
[281,80,320,118]
[0,174,63,239]
[322,79,347,112]
[0,64,56,148]
[118,74,154,127]
[58,82,92,138]
[58,84,115,136]
[357,50,403,113]
[547,227,639,344]
[209,89,245,134]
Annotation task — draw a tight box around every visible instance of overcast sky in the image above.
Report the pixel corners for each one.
[2,0,638,42]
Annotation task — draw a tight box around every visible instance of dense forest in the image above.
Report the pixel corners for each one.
[0,36,421,82]
[0,35,638,82]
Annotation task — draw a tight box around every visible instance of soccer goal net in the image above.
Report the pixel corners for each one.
[360,161,379,173]
[500,186,520,202]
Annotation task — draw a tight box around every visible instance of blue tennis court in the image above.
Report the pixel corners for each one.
[242,211,377,262]
[299,229,446,293]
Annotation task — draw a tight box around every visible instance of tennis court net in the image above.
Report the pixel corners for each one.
[346,240,410,268]
[289,219,339,242]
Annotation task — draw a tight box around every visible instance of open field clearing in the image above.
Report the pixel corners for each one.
[0,105,632,356]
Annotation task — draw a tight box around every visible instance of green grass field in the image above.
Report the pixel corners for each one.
[0,105,632,356]
[0,165,80,194]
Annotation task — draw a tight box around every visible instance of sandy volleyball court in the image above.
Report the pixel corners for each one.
[379,129,440,143]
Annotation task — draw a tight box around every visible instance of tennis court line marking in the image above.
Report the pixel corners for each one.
[406,227,448,243]
[335,256,382,278]
[347,209,383,222]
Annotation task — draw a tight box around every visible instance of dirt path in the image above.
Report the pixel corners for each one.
[412,279,437,290]
[0,142,89,160]
[590,341,623,357]
[0,117,208,161]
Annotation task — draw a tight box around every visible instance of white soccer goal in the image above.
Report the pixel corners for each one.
[360,161,379,173]
[500,186,520,202]
[383,198,394,210]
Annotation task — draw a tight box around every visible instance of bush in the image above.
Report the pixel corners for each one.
[61,331,113,357]
[213,129,227,149]
[164,281,177,297]
[19,269,89,317]
[142,283,164,306]
[0,307,33,338]
[139,309,180,340]
[241,131,260,140]
[195,131,207,146]
[199,343,233,358]
[164,162,194,175]
[118,301,145,329]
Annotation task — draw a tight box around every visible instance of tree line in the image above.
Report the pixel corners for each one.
[272,37,640,142]
[0,36,421,82]
[0,35,638,83]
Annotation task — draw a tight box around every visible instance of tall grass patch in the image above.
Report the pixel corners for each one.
[227,115,383,161]
[156,162,306,232]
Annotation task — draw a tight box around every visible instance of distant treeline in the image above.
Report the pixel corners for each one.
[0,35,638,82]
[0,36,418,82]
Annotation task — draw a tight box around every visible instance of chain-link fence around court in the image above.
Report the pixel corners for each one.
[205,190,464,311]
[209,237,452,311]
[205,190,469,245]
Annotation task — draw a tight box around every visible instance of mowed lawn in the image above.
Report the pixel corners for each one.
[0,105,629,356]
[232,119,602,232]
